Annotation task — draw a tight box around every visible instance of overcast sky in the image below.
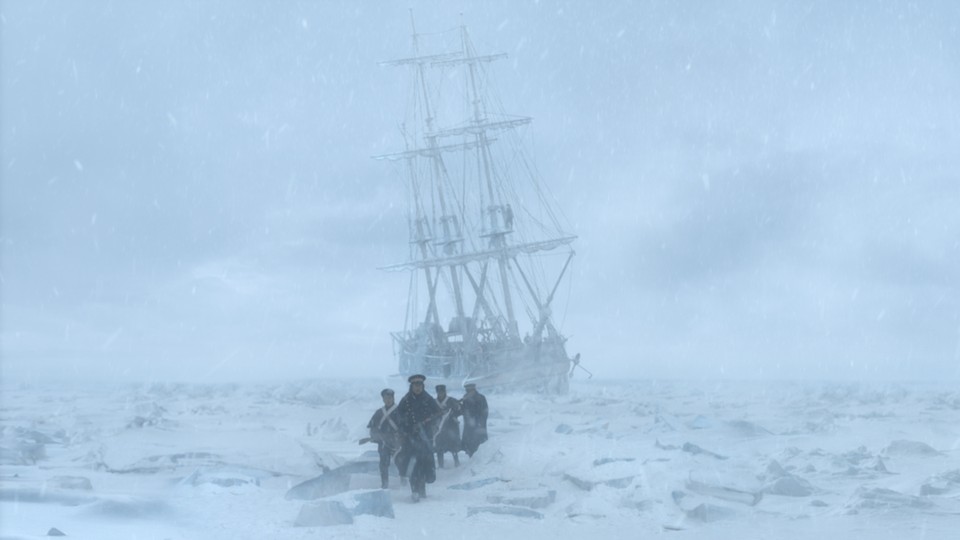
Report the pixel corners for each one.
[2,0,959,385]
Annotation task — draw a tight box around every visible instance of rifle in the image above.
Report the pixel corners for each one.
[358,437,374,445]
[432,409,453,446]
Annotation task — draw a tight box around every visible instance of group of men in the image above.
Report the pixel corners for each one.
[366,374,489,502]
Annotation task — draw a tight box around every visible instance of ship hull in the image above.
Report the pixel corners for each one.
[393,333,571,394]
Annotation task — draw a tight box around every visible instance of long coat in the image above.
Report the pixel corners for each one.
[394,390,442,486]
[460,390,488,456]
[395,390,442,435]
[433,395,462,453]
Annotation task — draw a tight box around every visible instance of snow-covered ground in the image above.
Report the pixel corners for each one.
[2,378,959,539]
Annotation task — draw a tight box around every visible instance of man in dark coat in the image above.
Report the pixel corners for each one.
[432,384,461,468]
[394,374,442,502]
[366,388,401,489]
[460,383,489,457]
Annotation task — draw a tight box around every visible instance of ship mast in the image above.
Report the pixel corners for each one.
[396,11,470,331]
[407,13,442,330]
[412,15,467,328]
[459,23,518,338]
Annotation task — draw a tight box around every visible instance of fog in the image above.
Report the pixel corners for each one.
[2,0,958,384]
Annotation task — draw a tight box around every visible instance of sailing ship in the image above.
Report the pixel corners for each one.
[375,18,584,393]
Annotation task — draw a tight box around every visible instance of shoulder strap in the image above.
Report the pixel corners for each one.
[379,403,398,430]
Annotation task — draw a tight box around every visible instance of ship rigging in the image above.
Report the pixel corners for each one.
[375,17,584,393]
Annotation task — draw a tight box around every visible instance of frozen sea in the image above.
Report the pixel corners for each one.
[2,378,959,539]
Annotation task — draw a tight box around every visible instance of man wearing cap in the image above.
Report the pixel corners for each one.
[460,383,489,457]
[432,384,462,468]
[366,388,402,489]
[395,374,442,502]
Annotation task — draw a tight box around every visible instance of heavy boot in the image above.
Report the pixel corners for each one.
[453,452,460,467]
[380,471,389,489]
[411,479,424,502]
